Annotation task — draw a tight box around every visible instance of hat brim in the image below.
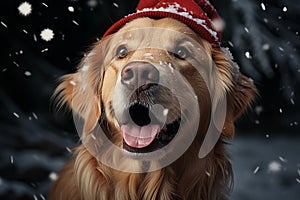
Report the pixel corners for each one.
[103,11,220,45]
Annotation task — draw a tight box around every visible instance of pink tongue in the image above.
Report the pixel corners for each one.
[121,124,160,148]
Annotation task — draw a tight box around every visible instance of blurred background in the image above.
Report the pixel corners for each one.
[0,0,299,199]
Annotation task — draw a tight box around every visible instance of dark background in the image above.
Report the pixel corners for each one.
[0,0,299,199]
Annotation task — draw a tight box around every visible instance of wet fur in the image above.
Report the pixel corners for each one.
[49,18,256,200]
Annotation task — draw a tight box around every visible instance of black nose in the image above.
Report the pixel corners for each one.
[121,62,159,90]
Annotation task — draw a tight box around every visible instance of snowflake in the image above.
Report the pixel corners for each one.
[42,3,48,8]
[1,21,8,28]
[32,112,38,120]
[245,51,252,59]
[87,0,98,8]
[18,2,32,16]
[68,6,74,12]
[163,109,169,116]
[268,161,282,172]
[24,71,32,76]
[49,172,58,181]
[253,166,260,174]
[283,6,288,12]
[212,18,224,32]
[260,3,266,11]
[113,3,119,8]
[40,28,54,41]
[81,65,89,72]
[10,155,14,164]
[13,112,20,118]
[72,20,79,26]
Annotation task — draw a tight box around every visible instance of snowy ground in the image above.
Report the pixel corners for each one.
[231,134,300,200]
[0,122,299,199]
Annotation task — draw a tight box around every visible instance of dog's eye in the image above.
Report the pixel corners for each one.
[117,46,128,59]
[174,47,189,60]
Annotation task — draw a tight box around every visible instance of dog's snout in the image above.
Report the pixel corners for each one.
[121,62,159,90]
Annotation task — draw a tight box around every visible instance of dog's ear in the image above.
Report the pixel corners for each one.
[223,61,256,138]
[53,45,106,138]
[211,47,256,138]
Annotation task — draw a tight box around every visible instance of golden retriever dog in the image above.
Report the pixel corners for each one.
[49,16,255,200]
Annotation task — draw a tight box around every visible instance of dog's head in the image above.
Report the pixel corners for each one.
[55,18,255,169]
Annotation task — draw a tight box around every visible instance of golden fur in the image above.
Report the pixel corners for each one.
[49,18,256,200]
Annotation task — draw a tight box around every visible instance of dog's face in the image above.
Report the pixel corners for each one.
[56,18,255,157]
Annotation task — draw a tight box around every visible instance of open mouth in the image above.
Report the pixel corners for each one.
[120,103,181,153]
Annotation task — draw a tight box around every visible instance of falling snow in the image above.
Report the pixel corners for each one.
[1,1,299,199]
[245,51,252,59]
[91,134,96,140]
[262,44,270,51]
[87,0,98,8]
[72,20,79,26]
[70,80,76,86]
[205,171,211,177]
[41,48,48,53]
[10,155,14,164]
[49,172,58,181]
[1,21,8,28]
[18,2,32,16]
[253,166,260,174]
[82,65,89,72]
[40,28,54,42]
[279,156,287,163]
[268,161,282,172]
[13,112,20,118]
[283,7,288,12]
[24,71,32,76]
[40,194,46,200]
[212,18,224,32]
[32,112,38,120]
[144,53,154,59]
[163,109,169,116]
[68,6,74,12]
[260,3,266,11]
[255,106,263,115]
[66,147,72,153]
[13,61,19,67]
[33,34,37,42]
[41,2,48,8]
[113,3,119,8]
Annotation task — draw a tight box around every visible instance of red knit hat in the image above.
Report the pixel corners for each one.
[103,0,222,45]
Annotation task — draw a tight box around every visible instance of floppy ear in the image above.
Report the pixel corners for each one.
[54,51,105,138]
[211,47,256,138]
[222,62,256,138]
